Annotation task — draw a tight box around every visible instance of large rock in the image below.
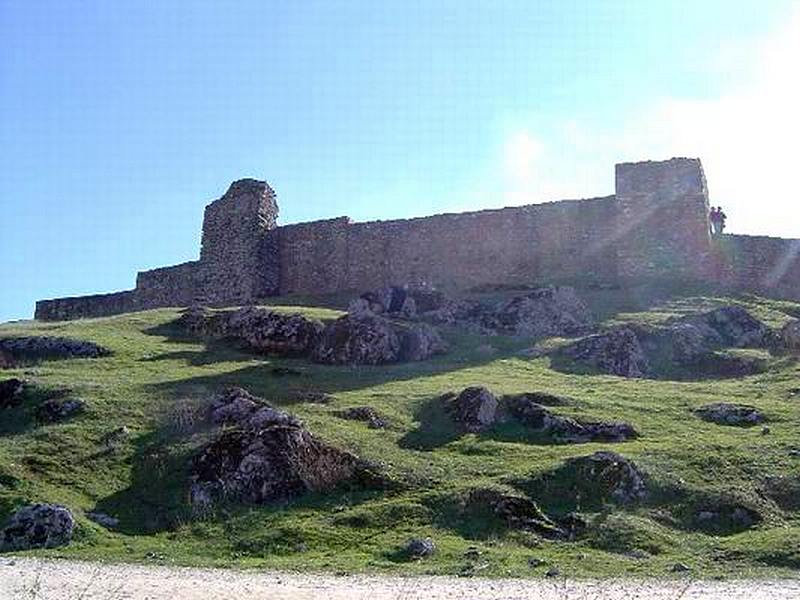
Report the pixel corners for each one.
[0,337,109,362]
[671,306,771,349]
[0,378,25,410]
[694,403,765,426]
[504,395,637,443]
[562,328,649,378]
[535,452,648,507]
[443,387,499,433]
[208,387,300,429]
[486,286,594,338]
[349,286,419,319]
[0,504,75,551]
[190,423,378,508]
[311,315,446,365]
[179,306,323,357]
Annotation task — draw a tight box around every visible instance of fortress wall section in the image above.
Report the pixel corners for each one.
[199,179,279,305]
[717,234,800,299]
[275,196,619,295]
[615,158,712,281]
[34,290,139,321]
[135,261,201,307]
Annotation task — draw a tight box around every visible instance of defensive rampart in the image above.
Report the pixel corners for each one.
[33,157,800,320]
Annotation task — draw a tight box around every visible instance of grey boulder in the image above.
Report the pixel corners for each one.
[0,504,75,552]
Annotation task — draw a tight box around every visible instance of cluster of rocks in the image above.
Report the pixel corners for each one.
[0,336,110,362]
[350,285,595,339]
[441,386,638,444]
[0,503,76,552]
[178,306,323,357]
[557,306,776,378]
[694,402,765,426]
[190,387,382,509]
[691,502,762,534]
[178,305,447,366]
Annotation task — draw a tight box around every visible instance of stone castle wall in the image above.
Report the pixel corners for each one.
[33,157,800,321]
[275,196,619,295]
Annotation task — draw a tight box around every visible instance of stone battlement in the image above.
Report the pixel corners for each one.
[34,158,800,320]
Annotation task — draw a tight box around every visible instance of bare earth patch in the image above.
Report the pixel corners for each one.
[1,559,798,600]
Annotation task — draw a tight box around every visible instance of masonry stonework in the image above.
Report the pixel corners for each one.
[33,158,800,321]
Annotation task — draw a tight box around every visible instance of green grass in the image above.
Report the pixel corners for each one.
[0,291,799,579]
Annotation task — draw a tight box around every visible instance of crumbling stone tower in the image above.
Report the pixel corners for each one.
[199,179,279,305]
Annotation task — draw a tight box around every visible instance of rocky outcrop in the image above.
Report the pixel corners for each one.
[0,504,76,551]
[0,378,25,410]
[334,406,387,429]
[533,452,648,507]
[462,489,584,541]
[692,503,762,534]
[484,286,594,338]
[561,328,649,378]
[191,388,381,508]
[190,424,378,508]
[178,306,323,357]
[0,337,110,362]
[504,394,637,443]
[35,398,85,423]
[443,387,499,433]
[311,315,447,365]
[208,387,301,429]
[670,306,772,349]
[694,403,765,426]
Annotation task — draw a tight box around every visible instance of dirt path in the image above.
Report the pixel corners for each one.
[2,558,799,600]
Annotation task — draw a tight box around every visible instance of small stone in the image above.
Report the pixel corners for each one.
[761,426,771,435]
[404,537,436,559]
[528,557,545,568]
[464,547,481,560]
[545,567,561,578]
[35,397,85,423]
[671,562,691,573]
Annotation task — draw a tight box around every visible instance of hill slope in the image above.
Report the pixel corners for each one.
[1,288,799,578]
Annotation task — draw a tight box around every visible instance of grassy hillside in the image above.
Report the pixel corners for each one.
[1,288,799,578]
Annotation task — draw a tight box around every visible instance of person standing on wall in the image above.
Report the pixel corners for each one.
[709,207,720,235]
[717,206,727,234]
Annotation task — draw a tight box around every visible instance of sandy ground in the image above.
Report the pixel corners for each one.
[1,558,799,600]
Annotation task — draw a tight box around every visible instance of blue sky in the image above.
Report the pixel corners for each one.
[1,1,798,322]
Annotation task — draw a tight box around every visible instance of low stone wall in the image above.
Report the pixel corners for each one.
[35,290,140,321]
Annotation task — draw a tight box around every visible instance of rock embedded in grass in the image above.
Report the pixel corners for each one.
[35,397,85,423]
[311,314,446,365]
[694,403,765,426]
[0,503,75,552]
[561,328,650,378]
[0,336,110,362]
[443,387,499,433]
[485,285,594,338]
[209,387,300,429]
[190,411,383,508]
[334,406,387,429]
[0,378,25,410]
[403,537,436,559]
[530,451,649,508]
[504,394,638,443]
[0,350,14,369]
[778,320,800,353]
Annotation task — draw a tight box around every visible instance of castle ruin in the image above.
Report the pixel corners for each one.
[34,158,800,321]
